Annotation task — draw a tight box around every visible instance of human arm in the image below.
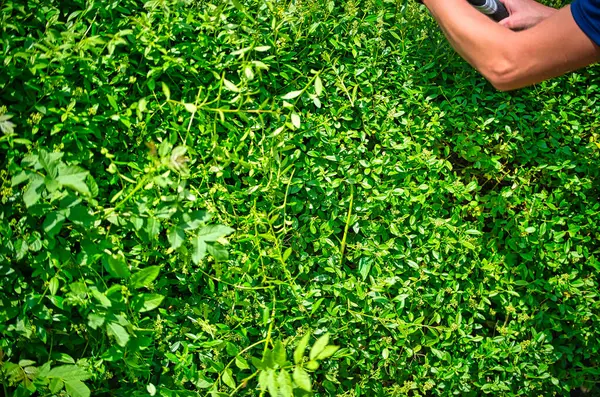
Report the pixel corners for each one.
[423,0,600,91]
[499,0,558,30]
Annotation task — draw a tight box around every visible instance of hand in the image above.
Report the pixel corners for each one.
[498,0,558,30]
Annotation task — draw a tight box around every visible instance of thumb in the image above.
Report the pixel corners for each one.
[499,16,516,30]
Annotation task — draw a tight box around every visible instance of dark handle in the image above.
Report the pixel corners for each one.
[467,0,510,22]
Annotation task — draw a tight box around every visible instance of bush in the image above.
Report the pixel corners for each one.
[1,0,599,396]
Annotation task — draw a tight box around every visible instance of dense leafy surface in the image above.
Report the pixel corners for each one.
[1,0,599,395]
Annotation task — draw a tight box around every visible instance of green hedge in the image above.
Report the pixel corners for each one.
[1,0,599,396]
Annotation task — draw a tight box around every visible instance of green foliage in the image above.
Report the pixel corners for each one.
[1,0,599,396]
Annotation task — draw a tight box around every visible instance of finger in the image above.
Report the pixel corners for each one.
[499,17,515,30]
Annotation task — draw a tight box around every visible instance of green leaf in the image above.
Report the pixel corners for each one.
[184,103,197,113]
[191,234,207,265]
[223,79,240,92]
[293,367,311,392]
[43,212,66,238]
[222,368,236,389]
[147,383,157,396]
[47,365,91,381]
[23,175,44,208]
[90,288,112,308]
[162,82,170,100]
[273,340,286,366]
[49,378,64,394]
[309,333,329,361]
[104,253,130,279]
[281,90,303,100]
[315,345,339,360]
[294,333,311,365]
[64,380,91,397]
[107,322,129,347]
[196,225,235,242]
[291,113,301,129]
[315,76,323,96]
[133,293,165,312]
[278,370,293,397]
[130,266,161,289]
[167,227,185,250]
[267,369,278,397]
[56,166,90,196]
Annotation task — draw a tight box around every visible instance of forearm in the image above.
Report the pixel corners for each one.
[422,0,518,85]
[423,0,600,91]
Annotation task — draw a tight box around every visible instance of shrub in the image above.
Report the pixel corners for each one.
[1,0,599,396]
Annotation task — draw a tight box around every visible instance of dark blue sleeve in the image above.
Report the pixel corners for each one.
[571,0,600,46]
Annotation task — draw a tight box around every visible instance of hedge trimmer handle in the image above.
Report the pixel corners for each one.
[467,0,509,21]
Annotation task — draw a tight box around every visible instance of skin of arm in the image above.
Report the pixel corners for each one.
[423,0,600,91]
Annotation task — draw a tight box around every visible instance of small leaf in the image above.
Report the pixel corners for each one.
[273,340,286,366]
[47,365,91,382]
[254,45,271,52]
[223,79,240,92]
[184,103,197,113]
[278,370,293,397]
[162,82,170,100]
[293,367,311,392]
[294,333,311,364]
[305,360,319,370]
[315,345,339,360]
[281,90,303,100]
[267,369,278,397]
[191,234,207,265]
[104,253,130,279]
[309,333,330,361]
[56,166,91,196]
[196,225,235,242]
[133,293,165,312]
[147,383,156,396]
[130,266,161,289]
[222,368,236,389]
[107,322,129,347]
[43,212,65,238]
[291,113,301,129]
[64,380,90,397]
[168,227,185,250]
[315,76,323,96]
[49,277,59,295]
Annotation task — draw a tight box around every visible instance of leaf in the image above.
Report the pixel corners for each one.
[267,369,278,397]
[222,368,236,389]
[49,277,59,295]
[315,76,323,96]
[315,345,339,360]
[291,113,301,129]
[162,82,170,100]
[191,234,207,265]
[223,79,240,92]
[104,253,130,279]
[273,340,286,366]
[23,175,44,207]
[107,322,129,347]
[309,333,329,361]
[47,365,91,381]
[90,288,112,308]
[281,90,303,100]
[43,212,66,238]
[133,293,165,312]
[49,378,64,393]
[147,383,157,396]
[184,103,197,113]
[358,257,373,281]
[130,266,161,289]
[64,380,91,397]
[294,333,311,364]
[56,166,91,196]
[278,369,293,397]
[293,367,311,392]
[167,227,185,250]
[197,225,235,242]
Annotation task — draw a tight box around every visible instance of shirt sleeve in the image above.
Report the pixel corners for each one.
[571,0,600,46]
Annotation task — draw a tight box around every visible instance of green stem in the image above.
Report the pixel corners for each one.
[339,184,354,267]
